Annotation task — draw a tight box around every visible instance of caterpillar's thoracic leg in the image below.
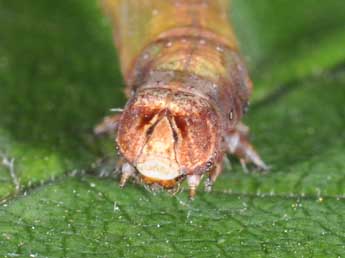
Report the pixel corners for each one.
[94,114,122,136]
[119,162,136,188]
[204,163,223,192]
[225,123,268,172]
[187,174,202,200]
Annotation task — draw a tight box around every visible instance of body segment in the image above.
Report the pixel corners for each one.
[98,0,267,198]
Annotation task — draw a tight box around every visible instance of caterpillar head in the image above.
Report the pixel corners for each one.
[116,88,222,187]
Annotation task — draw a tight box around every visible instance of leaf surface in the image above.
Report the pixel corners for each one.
[1,178,344,257]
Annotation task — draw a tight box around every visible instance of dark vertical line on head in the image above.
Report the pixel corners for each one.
[167,111,182,170]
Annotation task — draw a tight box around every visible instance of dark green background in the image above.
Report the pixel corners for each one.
[0,0,344,257]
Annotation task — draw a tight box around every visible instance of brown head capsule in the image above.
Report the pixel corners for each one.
[98,0,268,198]
[116,86,221,187]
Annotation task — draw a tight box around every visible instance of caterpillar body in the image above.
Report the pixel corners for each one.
[96,0,268,198]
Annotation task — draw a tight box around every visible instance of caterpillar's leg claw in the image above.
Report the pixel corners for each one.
[225,123,268,172]
[119,162,136,188]
[94,114,121,136]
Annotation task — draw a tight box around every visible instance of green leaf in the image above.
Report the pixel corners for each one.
[0,0,124,200]
[0,0,344,257]
[1,177,344,257]
[232,0,345,99]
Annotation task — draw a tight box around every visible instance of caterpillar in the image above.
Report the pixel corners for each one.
[95,0,268,199]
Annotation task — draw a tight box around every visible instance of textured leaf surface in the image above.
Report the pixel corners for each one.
[0,0,344,257]
[1,178,345,257]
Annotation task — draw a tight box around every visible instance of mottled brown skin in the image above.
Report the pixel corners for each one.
[117,85,222,174]
[96,0,268,198]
